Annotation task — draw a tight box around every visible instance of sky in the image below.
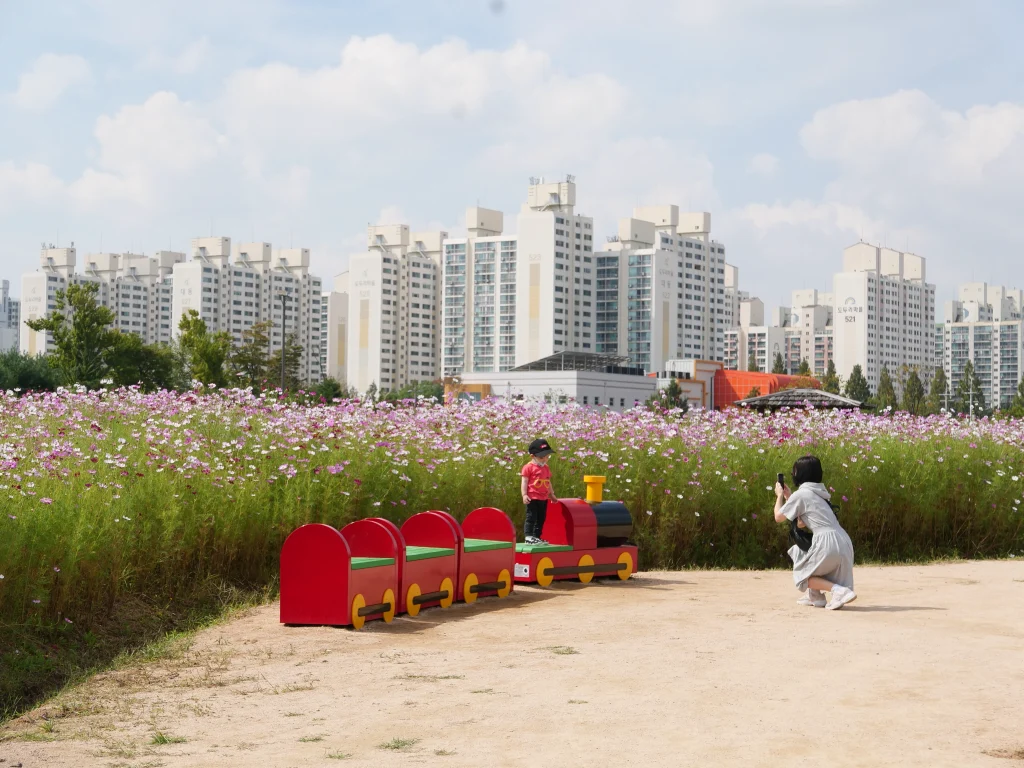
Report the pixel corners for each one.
[2,0,1023,314]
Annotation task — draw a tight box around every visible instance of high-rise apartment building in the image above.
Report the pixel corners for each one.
[0,280,21,352]
[329,225,444,393]
[20,239,323,384]
[832,242,936,393]
[440,178,599,375]
[595,207,732,371]
[22,246,183,356]
[171,238,323,384]
[323,274,348,385]
[723,297,765,370]
[936,282,1024,409]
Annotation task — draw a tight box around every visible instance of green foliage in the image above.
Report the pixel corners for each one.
[0,350,59,392]
[771,352,785,374]
[821,359,840,394]
[646,378,689,413]
[953,360,987,417]
[747,356,760,372]
[876,365,898,412]
[844,364,871,403]
[105,334,181,392]
[1005,376,1024,418]
[267,332,304,392]
[230,321,272,389]
[25,283,119,388]
[796,359,811,376]
[177,310,232,388]
[746,386,761,398]
[928,366,949,414]
[902,369,926,416]
[379,379,443,403]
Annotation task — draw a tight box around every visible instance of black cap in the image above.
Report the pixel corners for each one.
[528,438,554,457]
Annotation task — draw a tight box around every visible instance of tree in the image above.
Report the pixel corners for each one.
[365,382,378,402]
[1006,375,1024,418]
[821,359,840,394]
[267,332,303,391]
[747,355,760,372]
[901,369,926,415]
[844,364,871,403]
[746,386,761,399]
[105,333,179,391]
[953,359,986,417]
[876,365,898,412]
[177,310,231,388]
[646,377,689,414]
[796,359,811,376]
[771,352,786,374]
[230,320,272,389]
[927,366,949,414]
[312,377,353,404]
[0,349,59,392]
[25,282,119,388]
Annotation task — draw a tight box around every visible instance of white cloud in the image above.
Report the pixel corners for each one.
[70,91,225,208]
[0,162,64,206]
[9,54,92,110]
[748,153,780,176]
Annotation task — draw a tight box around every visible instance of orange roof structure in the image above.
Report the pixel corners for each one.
[713,370,821,410]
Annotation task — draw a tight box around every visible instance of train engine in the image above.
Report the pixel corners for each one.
[514,475,638,585]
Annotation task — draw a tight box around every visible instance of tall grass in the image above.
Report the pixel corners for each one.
[1,387,1023,713]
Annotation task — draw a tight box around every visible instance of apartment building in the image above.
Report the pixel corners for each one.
[832,242,936,393]
[323,274,348,384]
[22,246,183,356]
[936,282,1024,409]
[0,280,20,352]
[328,224,444,394]
[595,207,732,372]
[171,238,323,384]
[723,297,765,370]
[441,206,519,374]
[21,239,323,383]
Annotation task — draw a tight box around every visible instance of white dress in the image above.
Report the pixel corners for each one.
[780,482,855,591]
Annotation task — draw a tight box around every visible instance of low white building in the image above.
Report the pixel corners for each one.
[449,352,655,411]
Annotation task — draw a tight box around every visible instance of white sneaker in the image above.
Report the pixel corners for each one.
[525,536,542,545]
[826,586,857,610]
[797,589,826,608]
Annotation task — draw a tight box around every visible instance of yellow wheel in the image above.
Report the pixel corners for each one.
[463,572,479,604]
[406,583,422,617]
[351,593,366,630]
[536,557,554,588]
[382,589,396,623]
[617,551,633,581]
[439,577,455,609]
[577,554,595,584]
[496,569,512,598]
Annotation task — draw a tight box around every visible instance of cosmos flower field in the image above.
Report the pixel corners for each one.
[2,387,1023,633]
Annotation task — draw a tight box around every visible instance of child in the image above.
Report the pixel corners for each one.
[521,438,557,545]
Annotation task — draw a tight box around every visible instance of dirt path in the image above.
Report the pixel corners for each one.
[3,560,1023,767]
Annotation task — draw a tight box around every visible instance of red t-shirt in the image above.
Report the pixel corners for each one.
[521,461,553,501]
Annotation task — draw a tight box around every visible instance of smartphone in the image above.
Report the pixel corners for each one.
[776,472,786,488]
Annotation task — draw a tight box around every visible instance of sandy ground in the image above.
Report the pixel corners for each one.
[2,560,1024,768]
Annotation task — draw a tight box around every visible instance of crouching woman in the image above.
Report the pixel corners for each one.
[774,455,857,611]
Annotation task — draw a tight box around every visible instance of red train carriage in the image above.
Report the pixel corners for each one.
[514,476,637,585]
[430,507,515,603]
[280,518,400,629]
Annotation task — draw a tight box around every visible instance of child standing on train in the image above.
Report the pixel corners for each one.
[521,438,557,545]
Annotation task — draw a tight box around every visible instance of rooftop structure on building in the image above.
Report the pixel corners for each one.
[735,388,869,411]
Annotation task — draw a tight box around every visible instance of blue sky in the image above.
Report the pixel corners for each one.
[2,0,1023,312]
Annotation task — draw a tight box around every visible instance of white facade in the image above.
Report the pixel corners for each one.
[171,238,323,384]
[441,206,519,374]
[0,280,20,352]
[324,274,349,384]
[453,369,655,412]
[743,326,787,372]
[595,207,733,372]
[20,239,323,383]
[832,243,936,393]
[723,297,764,370]
[330,224,444,394]
[937,283,1024,409]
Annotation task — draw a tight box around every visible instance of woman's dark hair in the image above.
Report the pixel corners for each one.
[791,455,824,487]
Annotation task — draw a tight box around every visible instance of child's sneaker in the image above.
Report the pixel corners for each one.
[525,536,542,545]
[797,589,826,608]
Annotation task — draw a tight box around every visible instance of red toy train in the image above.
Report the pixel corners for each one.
[280,475,636,629]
